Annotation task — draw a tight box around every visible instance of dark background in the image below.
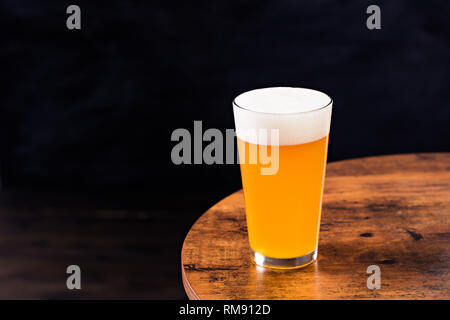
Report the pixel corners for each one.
[0,0,449,298]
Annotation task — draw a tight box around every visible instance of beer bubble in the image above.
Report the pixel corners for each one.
[233,87,332,146]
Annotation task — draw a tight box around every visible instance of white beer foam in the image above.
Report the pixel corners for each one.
[233,87,332,146]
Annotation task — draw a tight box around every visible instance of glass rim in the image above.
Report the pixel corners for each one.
[232,87,333,116]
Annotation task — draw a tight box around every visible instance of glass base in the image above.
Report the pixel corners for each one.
[251,249,317,269]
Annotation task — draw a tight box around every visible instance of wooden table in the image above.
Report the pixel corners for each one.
[181,153,450,299]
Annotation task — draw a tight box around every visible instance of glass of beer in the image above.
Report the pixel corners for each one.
[233,87,332,269]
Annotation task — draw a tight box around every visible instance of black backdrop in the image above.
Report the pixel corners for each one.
[2,0,450,206]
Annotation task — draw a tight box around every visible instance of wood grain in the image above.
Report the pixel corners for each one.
[181,153,450,300]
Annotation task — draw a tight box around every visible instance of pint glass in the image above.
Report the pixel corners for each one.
[233,87,332,269]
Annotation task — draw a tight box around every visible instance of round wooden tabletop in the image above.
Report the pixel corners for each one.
[181,153,450,300]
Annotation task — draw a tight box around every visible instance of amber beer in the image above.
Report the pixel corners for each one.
[233,87,332,269]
